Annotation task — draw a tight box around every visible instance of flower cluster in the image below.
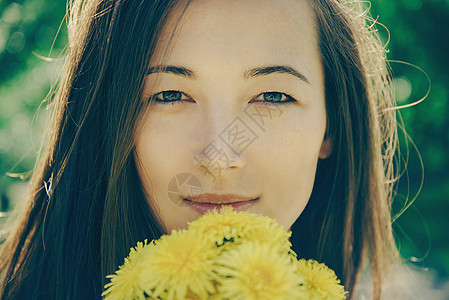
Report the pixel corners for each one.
[102,206,347,300]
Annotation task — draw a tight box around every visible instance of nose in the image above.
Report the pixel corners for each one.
[193,115,252,181]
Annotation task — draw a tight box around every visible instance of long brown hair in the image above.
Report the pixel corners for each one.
[0,0,399,299]
[291,1,399,299]
[0,0,182,298]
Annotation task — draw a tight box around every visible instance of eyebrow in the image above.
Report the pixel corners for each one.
[244,66,310,84]
[147,65,195,79]
[147,64,310,84]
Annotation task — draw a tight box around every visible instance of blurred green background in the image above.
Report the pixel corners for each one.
[0,0,448,288]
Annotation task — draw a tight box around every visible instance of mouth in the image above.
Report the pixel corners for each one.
[183,193,260,214]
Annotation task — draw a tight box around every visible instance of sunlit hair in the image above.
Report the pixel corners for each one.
[291,1,399,299]
[0,0,399,299]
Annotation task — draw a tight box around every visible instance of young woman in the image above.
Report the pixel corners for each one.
[0,0,401,298]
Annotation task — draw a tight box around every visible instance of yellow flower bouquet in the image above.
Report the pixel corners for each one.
[102,207,347,300]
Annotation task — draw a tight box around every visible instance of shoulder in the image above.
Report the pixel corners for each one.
[353,264,448,300]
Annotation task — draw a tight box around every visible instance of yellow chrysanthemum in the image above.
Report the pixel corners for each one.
[138,229,219,300]
[103,210,347,300]
[214,241,305,300]
[296,259,347,300]
[242,215,293,253]
[187,206,263,247]
[102,240,153,300]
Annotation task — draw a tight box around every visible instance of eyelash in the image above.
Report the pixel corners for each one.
[149,90,298,106]
[250,91,297,105]
[149,90,193,106]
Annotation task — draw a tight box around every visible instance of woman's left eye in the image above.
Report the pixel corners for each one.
[250,92,297,105]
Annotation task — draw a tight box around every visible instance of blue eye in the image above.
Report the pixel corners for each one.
[161,91,181,101]
[264,92,283,102]
[151,90,193,105]
[251,92,297,105]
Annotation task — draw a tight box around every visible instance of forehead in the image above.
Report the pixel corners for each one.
[152,0,320,77]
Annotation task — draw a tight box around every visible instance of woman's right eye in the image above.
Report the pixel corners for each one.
[150,90,193,105]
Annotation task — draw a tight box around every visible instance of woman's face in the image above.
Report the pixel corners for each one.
[135,0,330,232]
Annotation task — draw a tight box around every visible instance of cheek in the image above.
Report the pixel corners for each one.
[134,115,201,232]
[136,112,194,170]
[250,112,325,227]
[258,110,326,170]
[257,125,322,192]
[135,115,183,198]
[134,109,208,214]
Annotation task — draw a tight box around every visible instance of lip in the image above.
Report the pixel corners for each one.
[183,193,259,214]
[186,193,258,204]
